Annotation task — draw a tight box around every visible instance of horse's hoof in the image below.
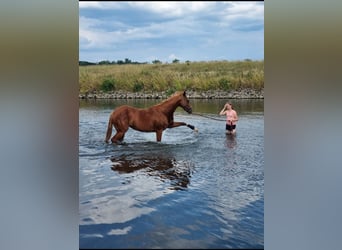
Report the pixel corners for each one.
[194,128,199,132]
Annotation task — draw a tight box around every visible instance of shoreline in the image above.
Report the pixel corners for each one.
[79,88,264,100]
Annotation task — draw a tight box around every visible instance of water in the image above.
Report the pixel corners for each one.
[79,99,264,249]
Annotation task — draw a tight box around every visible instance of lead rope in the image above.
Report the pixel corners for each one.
[191,112,226,121]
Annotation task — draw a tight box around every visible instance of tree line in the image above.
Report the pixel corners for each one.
[79,58,185,66]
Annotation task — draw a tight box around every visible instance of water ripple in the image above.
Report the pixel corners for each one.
[79,101,264,249]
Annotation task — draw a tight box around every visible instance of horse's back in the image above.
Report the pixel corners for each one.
[110,105,132,119]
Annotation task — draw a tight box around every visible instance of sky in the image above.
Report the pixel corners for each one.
[79,1,264,63]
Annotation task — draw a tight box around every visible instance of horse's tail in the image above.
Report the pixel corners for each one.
[105,116,113,143]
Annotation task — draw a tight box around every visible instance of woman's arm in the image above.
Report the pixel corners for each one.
[219,105,227,115]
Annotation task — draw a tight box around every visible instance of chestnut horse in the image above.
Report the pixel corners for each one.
[105,91,198,143]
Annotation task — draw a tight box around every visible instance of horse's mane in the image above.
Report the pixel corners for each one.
[154,91,184,107]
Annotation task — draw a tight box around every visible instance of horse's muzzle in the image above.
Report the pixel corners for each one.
[184,106,192,114]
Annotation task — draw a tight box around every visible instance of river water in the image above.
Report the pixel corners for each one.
[79,98,264,249]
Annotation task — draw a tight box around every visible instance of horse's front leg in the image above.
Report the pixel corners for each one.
[169,122,187,128]
[156,130,163,142]
[169,122,198,132]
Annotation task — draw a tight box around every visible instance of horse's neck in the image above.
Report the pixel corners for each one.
[155,97,180,115]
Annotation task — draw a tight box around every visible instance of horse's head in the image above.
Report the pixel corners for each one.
[179,90,192,114]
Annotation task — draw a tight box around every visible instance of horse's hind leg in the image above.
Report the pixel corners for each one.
[111,131,126,143]
[111,122,128,143]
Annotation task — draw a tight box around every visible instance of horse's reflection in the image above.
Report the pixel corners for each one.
[110,155,193,190]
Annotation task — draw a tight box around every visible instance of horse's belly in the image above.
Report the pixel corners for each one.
[130,124,162,132]
[130,120,167,132]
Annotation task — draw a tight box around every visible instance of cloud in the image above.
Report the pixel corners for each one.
[79,2,263,21]
[79,2,124,9]
[107,226,132,235]
[79,1,264,62]
[168,54,178,60]
[79,14,207,50]
[79,2,216,16]
[224,2,264,18]
[127,2,216,18]
[79,2,103,9]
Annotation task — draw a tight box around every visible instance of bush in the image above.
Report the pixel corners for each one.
[219,78,230,90]
[100,78,115,92]
[133,82,144,92]
[166,87,176,96]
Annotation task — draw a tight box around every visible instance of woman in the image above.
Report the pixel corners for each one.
[219,102,239,135]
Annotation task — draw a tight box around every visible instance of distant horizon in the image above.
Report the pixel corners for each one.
[79,2,264,63]
[79,58,264,65]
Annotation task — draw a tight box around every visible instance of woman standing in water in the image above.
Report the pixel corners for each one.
[219,102,239,135]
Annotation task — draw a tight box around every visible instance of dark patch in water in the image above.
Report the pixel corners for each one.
[110,155,193,190]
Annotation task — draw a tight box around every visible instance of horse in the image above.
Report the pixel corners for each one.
[105,90,198,144]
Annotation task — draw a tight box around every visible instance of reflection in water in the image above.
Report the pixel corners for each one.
[79,155,194,227]
[225,134,237,149]
[79,99,264,248]
[110,155,193,190]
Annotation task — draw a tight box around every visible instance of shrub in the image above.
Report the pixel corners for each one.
[133,82,144,92]
[100,78,115,92]
[219,78,230,90]
[166,87,176,96]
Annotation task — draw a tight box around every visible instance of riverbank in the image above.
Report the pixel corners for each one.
[79,60,264,95]
[79,88,264,100]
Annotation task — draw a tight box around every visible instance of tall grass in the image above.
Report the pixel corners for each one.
[79,60,264,94]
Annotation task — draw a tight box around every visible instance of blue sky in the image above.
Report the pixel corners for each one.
[79,1,264,63]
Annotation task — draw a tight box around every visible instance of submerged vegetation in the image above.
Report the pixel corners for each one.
[79,60,264,94]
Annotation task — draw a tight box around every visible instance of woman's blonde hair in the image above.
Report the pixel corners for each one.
[226,102,233,110]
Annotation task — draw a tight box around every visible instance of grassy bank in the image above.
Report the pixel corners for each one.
[79,60,264,95]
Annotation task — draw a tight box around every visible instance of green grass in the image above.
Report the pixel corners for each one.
[79,60,264,94]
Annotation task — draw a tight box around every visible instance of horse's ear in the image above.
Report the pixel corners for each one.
[183,90,186,96]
